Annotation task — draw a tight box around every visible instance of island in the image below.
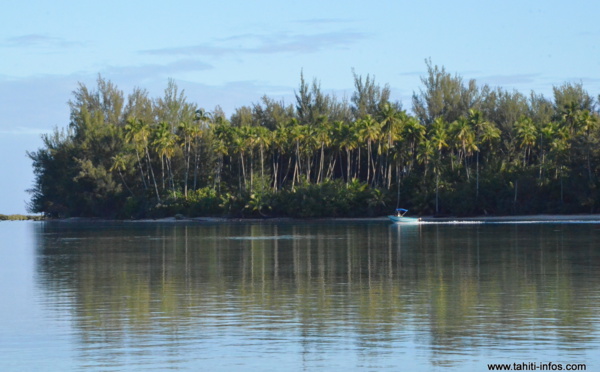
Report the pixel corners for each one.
[27,63,600,220]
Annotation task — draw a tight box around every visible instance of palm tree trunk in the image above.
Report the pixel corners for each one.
[135,149,148,190]
[318,144,325,184]
[435,171,440,214]
[260,144,265,180]
[476,151,479,199]
[240,152,247,190]
[145,147,160,202]
[346,149,351,183]
[272,154,279,191]
[167,157,176,198]
[184,142,190,198]
[160,156,165,190]
[193,151,199,191]
[357,147,361,180]
[367,141,372,185]
[118,169,135,197]
[250,149,254,191]
[327,155,337,181]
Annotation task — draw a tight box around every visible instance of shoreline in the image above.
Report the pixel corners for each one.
[17,213,600,223]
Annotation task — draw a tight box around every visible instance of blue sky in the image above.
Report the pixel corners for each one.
[1,0,599,214]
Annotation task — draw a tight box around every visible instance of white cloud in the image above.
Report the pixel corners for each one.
[141,30,369,57]
[4,34,85,48]
[104,59,213,80]
[476,73,540,86]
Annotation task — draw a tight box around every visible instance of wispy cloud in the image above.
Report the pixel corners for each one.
[562,76,600,85]
[4,34,84,48]
[141,30,368,57]
[294,18,354,25]
[476,73,540,86]
[398,71,425,78]
[105,59,213,79]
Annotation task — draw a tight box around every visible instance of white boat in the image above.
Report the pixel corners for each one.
[388,208,421,224]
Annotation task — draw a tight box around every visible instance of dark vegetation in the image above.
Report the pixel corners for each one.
[27,61,600,218]
[0,214,43,221]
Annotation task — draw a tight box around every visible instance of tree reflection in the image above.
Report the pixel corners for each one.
[34,221,600,368]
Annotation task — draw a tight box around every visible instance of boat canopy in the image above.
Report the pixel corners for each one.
[395,208,408,212]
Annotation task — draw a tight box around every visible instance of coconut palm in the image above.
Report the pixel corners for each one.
[515,116,538,166]
[357,115,382,185]
[333,120,357,183]
[378,103,404,188]
[312,116,332,184]
[399,116,426,176]
[253,125,272,182]
[177,120,198,198]
[577,110,599,181]
[109,152,135,197]
[152,121,178,196]
[469,110,500,199]
[450,116,477,180]
[211,120,234,191]
[429,117,449,214]
[124,118,160,201]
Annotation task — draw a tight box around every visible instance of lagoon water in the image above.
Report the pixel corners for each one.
[1,220,599,371]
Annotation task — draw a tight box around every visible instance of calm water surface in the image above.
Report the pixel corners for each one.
[1,220,599,371]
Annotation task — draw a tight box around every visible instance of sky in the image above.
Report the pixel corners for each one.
[1,0,599,214]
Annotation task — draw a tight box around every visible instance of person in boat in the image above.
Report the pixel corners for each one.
[393,208,422,221]
[396,208,407,217]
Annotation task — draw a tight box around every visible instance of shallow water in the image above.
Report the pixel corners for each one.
[1,220,599,371]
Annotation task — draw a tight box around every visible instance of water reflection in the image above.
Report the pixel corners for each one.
[34,222,600,370]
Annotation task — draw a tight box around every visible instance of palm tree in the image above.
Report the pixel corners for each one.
[577,110,599,182]
[429,117,449,214]
[178,120,198,198]
[231,125,249,190]
[152,121,177,197]
[211,120,233,191]
[124,118,160,201]
[470,110,500,199]
[400,116,426,177]
[124,118,147,189]
[515,116,538,166]
[450,116,477,180]
[313,116,332,184]
[271,120,290,190]
[189,122,204,191]
[548,123,571,205]
[333,120,357,183]
[417,138,434,177]
[253,125,271,184]
[559,101,581,135]
[288,119,305,188]
[537,120,565,182]
[109,152,135,197]
[357,115,382,185]
[301,124,319,183]
[378,103,403,188]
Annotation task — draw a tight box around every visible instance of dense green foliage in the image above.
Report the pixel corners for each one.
[28,63,600,218]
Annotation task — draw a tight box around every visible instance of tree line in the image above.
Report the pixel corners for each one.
[28,61,600,218]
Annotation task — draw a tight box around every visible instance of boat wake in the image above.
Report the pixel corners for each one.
[417,220,600,225]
